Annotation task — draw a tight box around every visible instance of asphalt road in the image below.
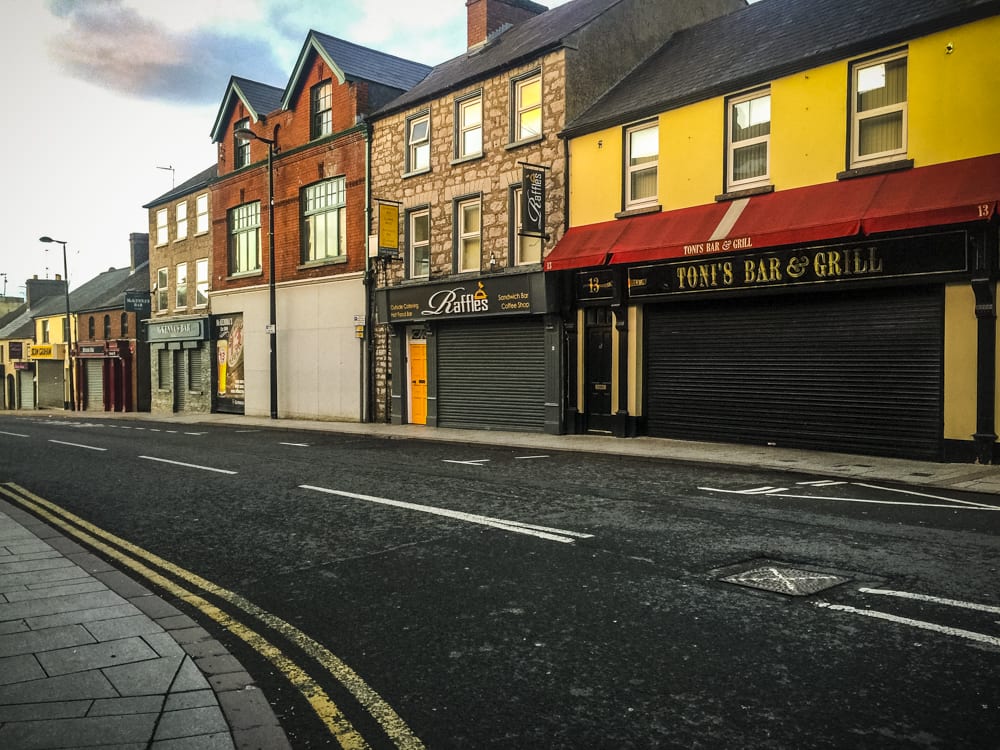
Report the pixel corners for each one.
[2,413,999,749]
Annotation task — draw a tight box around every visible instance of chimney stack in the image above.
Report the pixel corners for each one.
[129,232,150,272]
[25,277,67,309]
[467,0,547,49]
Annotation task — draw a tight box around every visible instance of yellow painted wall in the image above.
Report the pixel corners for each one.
[568,15,1000,224]
[943,283,977,441]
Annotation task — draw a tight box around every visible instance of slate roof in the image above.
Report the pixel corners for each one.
[373,0,626,117]
[74,262,150,315]
[281,31,432,110]
[210,77,285,142]
[565,0,1000,135]
[143,164,217,209]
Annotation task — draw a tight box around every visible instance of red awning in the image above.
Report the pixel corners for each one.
[544,152,1000,271]
[862,153,1000,234]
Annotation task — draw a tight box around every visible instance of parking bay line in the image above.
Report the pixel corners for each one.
[300,485,594,544]
[813,600,1000,648]
[859,587,1000,615]
[0,431,29,437]
[48,439,107,452]
[139,456,237,474]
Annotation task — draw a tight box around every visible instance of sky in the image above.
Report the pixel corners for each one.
[1,0,573,298]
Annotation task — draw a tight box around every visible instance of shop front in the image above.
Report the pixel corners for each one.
[29,344,67,409]
[547,155,1000,462]
[76,340,138,412]
[147,317,213,414]
[376,271,562,433]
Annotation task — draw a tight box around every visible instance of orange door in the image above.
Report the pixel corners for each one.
[409,342,427,425]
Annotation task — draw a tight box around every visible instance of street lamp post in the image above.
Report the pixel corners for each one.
[38,236,75,411]
[235,127,278,419]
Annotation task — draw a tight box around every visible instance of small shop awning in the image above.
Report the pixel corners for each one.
[545,153,1000,271]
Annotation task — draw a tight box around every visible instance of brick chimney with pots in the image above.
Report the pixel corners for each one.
[467,0,548,48]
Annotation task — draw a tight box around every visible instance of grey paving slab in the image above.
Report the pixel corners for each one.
[217,686,278,731]
[0,564,90,590]
[102,655,186,696]
[0,712,159,749]
[172,656,214,692]
[93,569,153,598]
[0,670,119,702]
[152,732,235,750]
[4,541,53,556]
[89,694,165,717]
[229,722,292,750]
[38,636,159,676]
[0,555,74,576]
[0,588,129,623]
[45,535,89,555]
[4,578,108,602]
[158,614,200,631]
[154,705,230,740]
[65,550,118,573]
[132,595,185,620]
[144,631,187,658]
[194,654,244,676]
[208,671,254,693]
[0,619,28,634]
[0,623,96,658]
[170,626,214,645]
[180,638,230,660]
[84,613,165,642]
[26,602,144,630]
[165,689,219,711]
[0,652,45,685]
[0,698,92,722]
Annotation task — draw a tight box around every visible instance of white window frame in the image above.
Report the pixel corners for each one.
[512,186,542,266]
[228,201,261,275]
[456,197,481,273]
[156,208,169,246]
[156,267,168,311]
[176,200,188,241]
[850,50,908,168]
[408,209,430,279]
[195,193,209,235]
[456,94,483,159]
[407,113,430,173]
[624,122,659,210]
[726,88,771,192]
[311,80,333,139]
[302,177,347,263]
[512,72,542,143]
[175,262,188,309]
[234,118,251,169]
[195,258,209,307]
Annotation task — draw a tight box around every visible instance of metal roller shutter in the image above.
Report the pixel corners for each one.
[36,361,64,408]
[645,286,943,460]
[19,370,34,410]
[174,350,188,411]
[85,360,104,411]
[437,319,546,432]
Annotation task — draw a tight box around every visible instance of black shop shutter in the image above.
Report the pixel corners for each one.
[645,286,943,460]
[436,319,546,432]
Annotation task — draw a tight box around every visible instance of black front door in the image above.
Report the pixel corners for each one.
[585,307,614,433]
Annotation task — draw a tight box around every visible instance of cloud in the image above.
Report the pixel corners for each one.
[45,0,286,105]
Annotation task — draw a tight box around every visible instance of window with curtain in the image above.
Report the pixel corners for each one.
[851,51,907,167]
[409,209,430,279]
[727,89,771,190]
[407,113,430,173]
[156,208,168,246]
[456,94,482,159]
[625,122,658,209]
[196,193,209,234]
[457,198,481,273]
[176,200,188,240]
[195,259,209,307]
[176,263,188,308]
[512,72,542,143]
[157,267,168,311]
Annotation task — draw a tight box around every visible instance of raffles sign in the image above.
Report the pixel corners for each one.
[384,274,544,322]
[628,232,969,298]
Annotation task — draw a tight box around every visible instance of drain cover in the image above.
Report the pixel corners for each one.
[721,565,850,596]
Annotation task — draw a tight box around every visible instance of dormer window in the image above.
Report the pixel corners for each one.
[234,118,251,169]
[311,80,333,139]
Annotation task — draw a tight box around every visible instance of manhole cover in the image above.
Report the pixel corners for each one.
[721,565,850,596]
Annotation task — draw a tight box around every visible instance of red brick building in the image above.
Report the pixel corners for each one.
[209,32,429,419]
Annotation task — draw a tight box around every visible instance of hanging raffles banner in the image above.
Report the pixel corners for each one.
[520,165,546,238]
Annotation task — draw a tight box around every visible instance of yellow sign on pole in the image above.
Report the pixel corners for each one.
[378,202,400,258]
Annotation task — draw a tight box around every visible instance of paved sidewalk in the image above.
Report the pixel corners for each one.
[0,498,290,750]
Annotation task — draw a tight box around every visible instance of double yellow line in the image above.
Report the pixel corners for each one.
[0,482,424,750]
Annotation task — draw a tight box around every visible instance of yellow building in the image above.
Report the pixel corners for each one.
[549,0,1000,461]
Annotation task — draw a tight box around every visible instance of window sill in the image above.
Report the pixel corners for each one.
[715,184,774,202]
[227,270,263,281]
[450,153,485,167]
[173,237,188,244]
[615,204,661,219]
[837,158,913,181]
[505,135,544,151]
[298,256,348,271]
[402,167,431,179]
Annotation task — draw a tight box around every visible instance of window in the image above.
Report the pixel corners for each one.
[195,259,209,307]
[234,118,251,169]
[512,186,542,265]
[456,94,482,159]
[512,73,542,143]
[103,315,111,340]
[176,263,188,308]
[851,51,907,167]
[311,80,333,139]
[121,313,128,336]
[456,197,481,273]
[727,89,771,191]
[88,317,95,339]
[41,320,50,343]
[228,202,261,275]
[158,349,170,389]
[408,209,430,279]
[625,122,658,209]
[407,113,430,173]
[176,200,188,240]
[196,193,209,234]
[302,178,346,262]
[156,208,169,246]
[156,267,168,311]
